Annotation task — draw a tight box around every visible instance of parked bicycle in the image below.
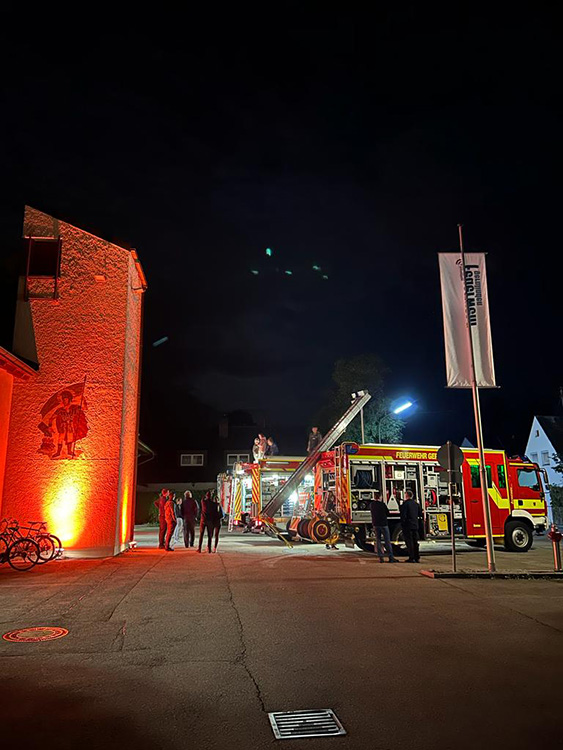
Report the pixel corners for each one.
[0,520,41,571]
[0,518,62,570]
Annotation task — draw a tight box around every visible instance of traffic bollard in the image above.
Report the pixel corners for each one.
[547,524,562,572]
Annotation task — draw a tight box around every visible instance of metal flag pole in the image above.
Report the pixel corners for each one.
[458,225,496,572]
[360,407,365,444]
[447,441,457,573]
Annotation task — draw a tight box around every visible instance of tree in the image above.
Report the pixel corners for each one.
[314,354,404,444]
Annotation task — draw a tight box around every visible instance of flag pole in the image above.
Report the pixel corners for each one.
[458,224,496,572]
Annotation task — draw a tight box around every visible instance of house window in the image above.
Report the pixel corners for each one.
[27,237,61,277]
[180,453,204,467]
[227,453,250,466]
[535,430,539,437]
[541,451,550,466]
[530,452,538,464]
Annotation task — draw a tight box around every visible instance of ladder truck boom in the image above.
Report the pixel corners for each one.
[260,390,371,519]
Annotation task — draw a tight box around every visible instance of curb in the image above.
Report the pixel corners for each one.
[420,570,563,580]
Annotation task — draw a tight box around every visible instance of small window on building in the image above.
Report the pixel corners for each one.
[535,430,539,437]
[180,453,204,467]
[27,238,61,277]
[517,468,540,491]
[497,464,506,489]
[530,452,538,464]
[227,453,250,466]
[541,451,550,466]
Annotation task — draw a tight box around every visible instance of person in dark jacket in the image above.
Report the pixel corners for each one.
[265,437,279,456]
[198,491,223,553]
[181,490,199,548]
[369,490,398,563]
[400,489,423,563]
[154,488,170,549]
[307,426,322,454]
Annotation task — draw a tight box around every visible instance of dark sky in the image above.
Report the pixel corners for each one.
[1,7,561,457]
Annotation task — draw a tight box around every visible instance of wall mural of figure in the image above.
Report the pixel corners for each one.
[37,379,89,459]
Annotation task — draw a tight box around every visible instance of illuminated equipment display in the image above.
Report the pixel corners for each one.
[0,207,147,558]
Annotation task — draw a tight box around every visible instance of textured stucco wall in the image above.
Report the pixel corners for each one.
[0,369,14,505]
[2,207,144,556]
[115,253,143,550]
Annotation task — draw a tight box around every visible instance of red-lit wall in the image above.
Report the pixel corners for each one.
[1,207,145,557]
[0,369,14,505]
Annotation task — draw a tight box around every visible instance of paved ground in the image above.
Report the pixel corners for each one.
[1,528,562,749]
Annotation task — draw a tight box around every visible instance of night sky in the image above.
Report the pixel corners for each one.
[1,8,560,462]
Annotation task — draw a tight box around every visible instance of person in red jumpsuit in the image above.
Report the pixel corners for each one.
[154,489,170,549]
[163,493,177,551]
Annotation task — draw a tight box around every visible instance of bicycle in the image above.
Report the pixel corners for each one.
[21,521,62,562]
[0,521,40,571]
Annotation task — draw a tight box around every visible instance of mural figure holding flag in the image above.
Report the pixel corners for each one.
[37,380,89,459]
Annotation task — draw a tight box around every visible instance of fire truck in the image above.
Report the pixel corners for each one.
[218,392,548,552]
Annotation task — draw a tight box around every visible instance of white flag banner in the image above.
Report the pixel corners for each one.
[438,253,497,388]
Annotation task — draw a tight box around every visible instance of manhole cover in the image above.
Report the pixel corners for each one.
[268,709,346,740]
[2,627,69,643]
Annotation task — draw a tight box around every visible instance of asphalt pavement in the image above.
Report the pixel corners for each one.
[1,527,562,749]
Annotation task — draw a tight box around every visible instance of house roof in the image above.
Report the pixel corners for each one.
[537,416,563,455]
[0,345,37,380]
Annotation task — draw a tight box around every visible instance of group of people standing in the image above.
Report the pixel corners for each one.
[369,489,422,563]
[154,489,224,553]
[252,433,279,462]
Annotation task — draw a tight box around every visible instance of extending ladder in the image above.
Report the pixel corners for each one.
[260,390,371,519]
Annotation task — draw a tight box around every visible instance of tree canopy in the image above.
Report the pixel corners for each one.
[314,354,404,444]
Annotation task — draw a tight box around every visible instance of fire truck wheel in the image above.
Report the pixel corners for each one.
[353,526,375,554]
[504,521,533,552]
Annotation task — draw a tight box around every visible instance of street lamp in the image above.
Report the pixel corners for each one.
[378,399,416,443]
[393,400,413,415]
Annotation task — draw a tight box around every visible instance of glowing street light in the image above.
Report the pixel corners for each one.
[393,400,413,415]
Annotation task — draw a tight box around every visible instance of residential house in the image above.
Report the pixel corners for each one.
[525,416,563,523]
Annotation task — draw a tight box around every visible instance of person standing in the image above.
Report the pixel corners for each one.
[265,437,279,456]
[400,489,422,563]
[172,495,184,547]
[154,488,169,549]
[181,490,199,548]
[369,490,398,563]
[307,426,322,454]
[252,438,261,463]
[198,490,223,553]
[258,433,268,459]
[163,491,177,551]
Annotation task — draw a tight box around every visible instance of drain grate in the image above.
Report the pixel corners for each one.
[268,709,346,740]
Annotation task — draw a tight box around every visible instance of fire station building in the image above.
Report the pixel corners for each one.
[0,207,147,557]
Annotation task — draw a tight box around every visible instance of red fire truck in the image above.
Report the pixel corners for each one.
[221,442,547,553]
[312,442,547,553]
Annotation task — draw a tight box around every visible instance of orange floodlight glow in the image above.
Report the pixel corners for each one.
[44,475,85,546]
[120,484,129,545]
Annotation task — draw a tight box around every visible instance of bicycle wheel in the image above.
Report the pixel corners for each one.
[0,534,9,559]
[8,538,40,571]
[49,534,62,557]
[36,534,56,563]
